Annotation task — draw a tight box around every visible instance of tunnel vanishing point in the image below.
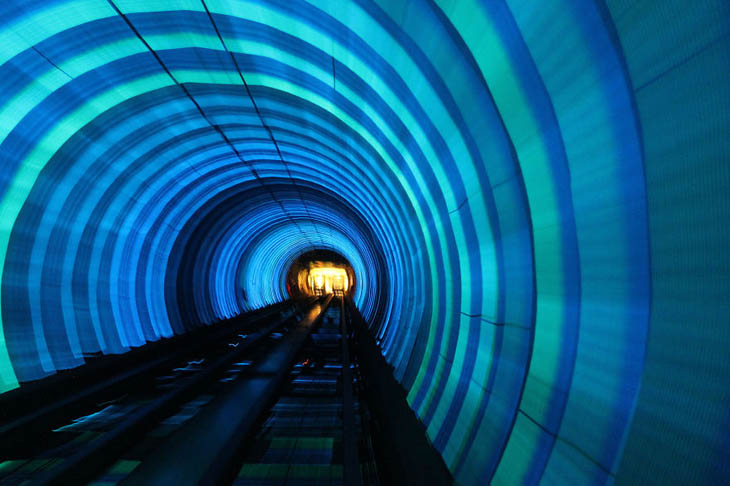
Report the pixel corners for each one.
[0,1,728,485]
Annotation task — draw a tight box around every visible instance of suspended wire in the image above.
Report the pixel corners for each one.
[201,0,331,251]
[106,0,318,250]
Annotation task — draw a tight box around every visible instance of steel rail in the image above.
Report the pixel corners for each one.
[120,295,333,486]
[23,300,318,485]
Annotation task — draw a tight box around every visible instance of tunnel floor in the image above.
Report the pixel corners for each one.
[0,297,447,485]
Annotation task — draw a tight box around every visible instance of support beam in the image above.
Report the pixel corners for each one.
[341,297,362,486]
[349,301,453,485]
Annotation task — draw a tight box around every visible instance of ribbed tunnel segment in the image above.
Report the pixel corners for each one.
[0,1,728,484]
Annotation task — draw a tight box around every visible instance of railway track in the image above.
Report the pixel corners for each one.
[0,295,380,486]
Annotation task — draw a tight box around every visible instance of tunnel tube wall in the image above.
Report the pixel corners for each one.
[168,181,387,328]
[0,1,728,484]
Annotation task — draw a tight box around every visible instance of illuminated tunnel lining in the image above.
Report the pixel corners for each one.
[0,1,728,484]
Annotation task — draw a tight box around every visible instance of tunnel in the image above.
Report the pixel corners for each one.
[286,249,357,297]
[0,1,728,484]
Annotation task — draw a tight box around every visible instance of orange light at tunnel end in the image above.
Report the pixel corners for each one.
[302,263,349,296]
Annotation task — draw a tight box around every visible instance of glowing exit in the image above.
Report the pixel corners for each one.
[307,266,349,295]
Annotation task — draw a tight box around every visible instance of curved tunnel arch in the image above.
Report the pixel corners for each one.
[0,1,728,484]
[168,180,390,325]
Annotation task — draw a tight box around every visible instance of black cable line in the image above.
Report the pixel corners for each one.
[107,0,317,249]
[201,0,331,251]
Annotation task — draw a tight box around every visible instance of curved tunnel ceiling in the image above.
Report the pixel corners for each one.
[0,1,728,483]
